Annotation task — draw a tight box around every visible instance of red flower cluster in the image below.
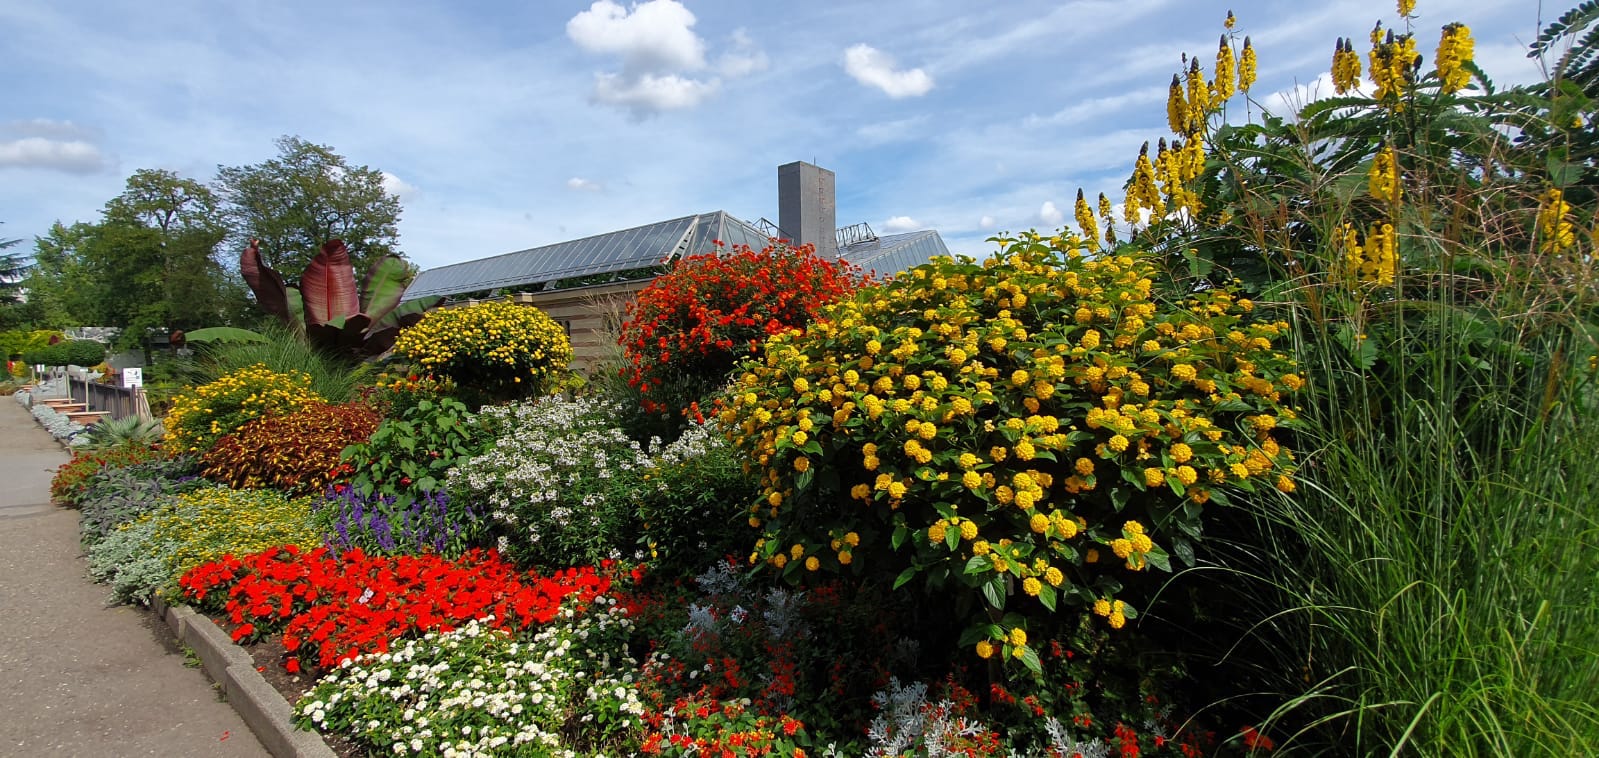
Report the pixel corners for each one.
[638,695,808,757]
[180,545,621,670]
[619,241,866,415]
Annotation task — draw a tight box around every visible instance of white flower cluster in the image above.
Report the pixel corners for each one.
[298,598,645,757]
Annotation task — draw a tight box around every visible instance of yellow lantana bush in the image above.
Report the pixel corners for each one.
[163,364,324,454]
[721,232,1301,669]
[391,300,572,403]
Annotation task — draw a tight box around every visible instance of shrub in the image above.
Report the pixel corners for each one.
[448,397,649,567]
[86,486,319,604]
[22,338,106,367]
[391,299,572,403]
[296,605,644,756]
[721,238,1300,668]
[176,322,376,403]
[162,363,323,454]
[635,420,759,573]
[50,443,165,507]
[340,396,489,501]
[620,241,865,419]
[201,402,381,496]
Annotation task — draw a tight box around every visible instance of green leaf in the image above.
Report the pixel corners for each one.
[964,556,990,576]
[1038,583,1057,612]
[795,467,814,491]
[981,575,1006,610]
[1020,646,1042,675]
[892,524,909,550]
[892,566,918,590]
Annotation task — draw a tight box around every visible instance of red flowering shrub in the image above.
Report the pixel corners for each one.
[200,402,382,496]
[50,443,163,507]
[180,545,623,671]
[620,241,866,417]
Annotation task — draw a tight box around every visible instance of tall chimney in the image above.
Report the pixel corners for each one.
[778,161,837,257]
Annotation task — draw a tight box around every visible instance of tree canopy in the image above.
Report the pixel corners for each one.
[215,136,404,278]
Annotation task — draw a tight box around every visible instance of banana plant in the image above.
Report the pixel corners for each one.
[240,239,436,359]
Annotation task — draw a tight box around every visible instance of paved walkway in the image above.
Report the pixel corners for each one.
[0,395,268,757]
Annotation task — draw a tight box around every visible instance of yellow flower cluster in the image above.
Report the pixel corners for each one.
[1368,146,1401,206]
[1537,188,1577,255]
[723,234,1300,640]
[162,364,323,453]
[1074,189,1098,246]
[1368,24,1420,107]
[1336,220,1400,288]
[137,487,320,599]
[1434,23,1475,95]
[1214,35,1237,102]
[1332,38,1363,94]
[392,300,573,399]
[1239,37,1257,92]
[1125,142,1166,225]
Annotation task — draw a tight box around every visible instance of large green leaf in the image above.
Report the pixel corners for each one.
[359,254,412,324]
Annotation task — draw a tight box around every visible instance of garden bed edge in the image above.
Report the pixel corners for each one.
[152,595,337,758]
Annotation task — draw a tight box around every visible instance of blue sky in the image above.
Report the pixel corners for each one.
[1,0,1549,271]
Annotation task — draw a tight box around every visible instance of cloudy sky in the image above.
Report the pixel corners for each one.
[1,0,1551,271]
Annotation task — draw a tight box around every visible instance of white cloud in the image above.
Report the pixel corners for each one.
[718,29,769,78]
[592,72,720,118]
[567,176,603,191]
[0,137,108,174]
[567,0,743,117]
[3,118,98,141]
[882,215,919,232]
[1038,201,1064,227]
[381,171,419,202]
[842,44,934,98]
[566,0,706,73]
[979,215,996,229]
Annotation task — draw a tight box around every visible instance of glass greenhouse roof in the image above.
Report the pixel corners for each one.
[402,211,771,301]
[838,230,949,279]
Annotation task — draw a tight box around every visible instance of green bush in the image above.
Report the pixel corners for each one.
[636,420,759,573]
[23,339,106,367]
[721,238,1300,669]
[77,456,208,547]
[341,396,490,501]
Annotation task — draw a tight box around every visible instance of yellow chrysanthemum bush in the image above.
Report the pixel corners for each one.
[391,300,572,405]
[720,233,1299,671]
[162,363,324,454]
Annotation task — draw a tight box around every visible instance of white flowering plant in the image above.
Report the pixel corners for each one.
[448,397,651,567]
[296,598,645,757]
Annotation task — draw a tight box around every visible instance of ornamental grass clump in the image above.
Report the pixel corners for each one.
[201,401,382,496]
[392,299,572,404]
[162,363,323,454]
[620,241,866,420]
[721,235,1300,669]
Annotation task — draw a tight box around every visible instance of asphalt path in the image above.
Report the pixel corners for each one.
[0,394,268,757]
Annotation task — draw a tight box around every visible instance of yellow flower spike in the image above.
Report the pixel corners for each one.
[1075,189,1099,245]
[1238,36,1257,92]
[1332,38,1363,94]
[1397,0,1415,17]
[1433,23,1473,94]
[1214,35,1237,101]
[1166,74,1188,134]
[1368,145,1401,205]
[1225,9,1235,29]
[1538,188,1577,254]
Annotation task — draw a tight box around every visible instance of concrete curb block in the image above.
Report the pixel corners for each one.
[153,596,336,758]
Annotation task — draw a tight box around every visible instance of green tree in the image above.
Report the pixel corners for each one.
[214,136,404,277]
[0,227,30,329]
[19,222,98,328]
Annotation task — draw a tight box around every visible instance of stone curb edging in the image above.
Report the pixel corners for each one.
[152,595,337,758]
